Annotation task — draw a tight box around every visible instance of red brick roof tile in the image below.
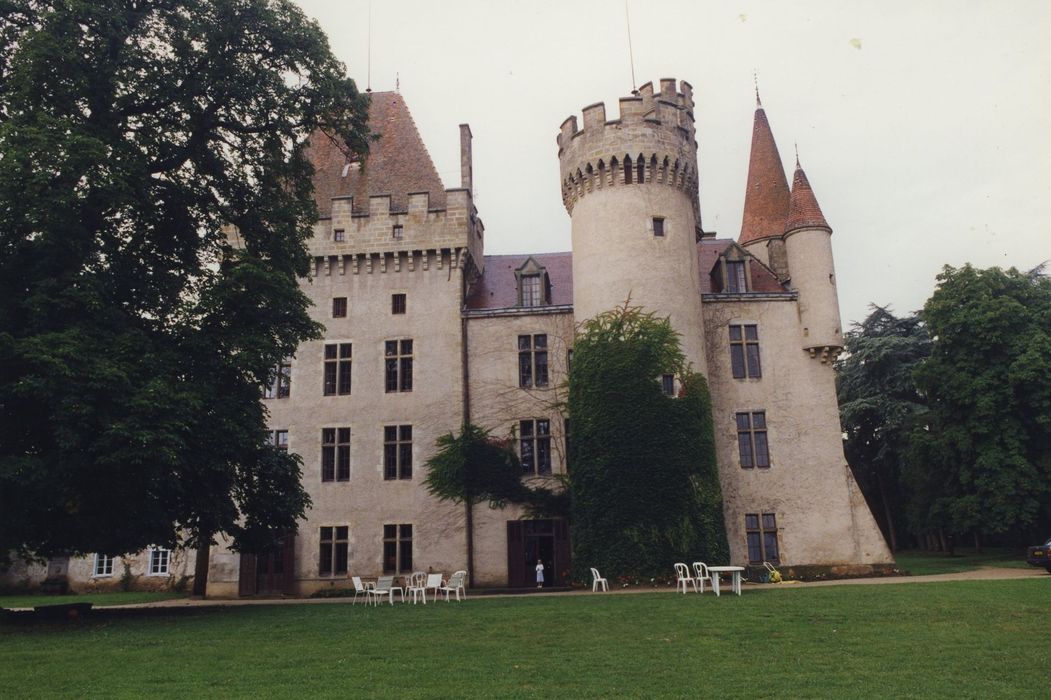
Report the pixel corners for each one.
[784,162,831,234]
[306,92,447,217]
[739,105,790,246]
[697,239,787,294]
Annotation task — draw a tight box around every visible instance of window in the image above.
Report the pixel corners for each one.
[148,547,170,576]
[391,293,406,314]
[520,419,551,475]
[264,360,291,399]
[652,217,665,237]
[520,274,542,307]
[661,374,676,396]
[384,425,413,480]
[736,411,770,469]
[272,430,288,452]
[323,343,352,396]
[322,427,351,482]
[333,229,345,242]
[745,513,779,563]
[392,224,403,240]
[385,339,413,392]
[729,324,762,379]
[383,524,413,573]
[518,334,549,388]
[726,260,747,293]
[563,418,571,472]
[332,297,347,318]
[566,349,573,373]
[93,554,114,577]
[319,526,349,575]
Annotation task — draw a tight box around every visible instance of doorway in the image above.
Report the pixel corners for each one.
[506,519,570,588]
[238,533,295,596]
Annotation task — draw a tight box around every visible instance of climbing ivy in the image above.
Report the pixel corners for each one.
[567,304,729,580]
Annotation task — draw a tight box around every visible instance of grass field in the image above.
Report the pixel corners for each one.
[0,591,184,610]
[893,547,1029,576]
[3,579,1049,698]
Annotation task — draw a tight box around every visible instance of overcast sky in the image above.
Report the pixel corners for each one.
[292,0,1050,327]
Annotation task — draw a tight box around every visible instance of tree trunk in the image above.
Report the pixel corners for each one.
[874,468,898,552]
[465,499,475,588]
[192,536,211,598]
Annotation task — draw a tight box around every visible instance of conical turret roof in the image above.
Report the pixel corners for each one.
[739,100,790,246]
[784,159,831,234]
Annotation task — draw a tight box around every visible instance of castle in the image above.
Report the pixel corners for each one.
[5,79,892,595]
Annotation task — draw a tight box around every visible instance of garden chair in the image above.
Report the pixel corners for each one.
[424,573,444,602]
[674,563,698,594]
[440,570,467,601]
[351,576,371,604]
[590,567,609,592]
[370,575,405,606]
[405,571,428,604]
[691,562,710,594]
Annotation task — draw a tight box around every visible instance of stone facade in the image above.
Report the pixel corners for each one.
[5,80,893,596]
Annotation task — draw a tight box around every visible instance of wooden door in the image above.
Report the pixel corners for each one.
[506,520,526,587]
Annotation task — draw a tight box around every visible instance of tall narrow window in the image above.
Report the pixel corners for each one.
[383,524,412,573]
[520,419,551,475]
[332,297,347,318]
[391,293,407,314]
[264,360,291,399]
[392,224,403,240]
[323,343,352,396]
[93,554,114,577]
[729,324,762,379]
[624,156,633,184]
[272,430,288,452]
[745,513,779,564]
[637,159,645,184]
[725,261,747,293]
[520,275,542,307]
[319,526,349,575]
[661,374,676,396]
[652,217,665,237]
[148,547,170,576]
[384,339,413,392]
[518,334,549,388]
[736,411,770,469]
[321,427,351,482]
[383,425,413,480]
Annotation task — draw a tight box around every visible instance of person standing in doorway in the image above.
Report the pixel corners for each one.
[535,559,545,589]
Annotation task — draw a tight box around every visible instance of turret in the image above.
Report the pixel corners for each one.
[557,79,707,373]
[783,158,843,361]
[738,96,790,280]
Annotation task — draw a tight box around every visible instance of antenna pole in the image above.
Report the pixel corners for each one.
[625,0,637,94]
[367,1,372,92]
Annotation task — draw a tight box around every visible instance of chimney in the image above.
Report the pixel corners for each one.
[459,124,473,192]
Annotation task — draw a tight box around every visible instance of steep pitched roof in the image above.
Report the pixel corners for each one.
[697,239,787,293]
[784,160,831,234]
[739,102,790,246]
[306,91,447,217]
[465,253,574,310]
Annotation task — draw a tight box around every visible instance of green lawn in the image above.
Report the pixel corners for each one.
[3,579,1050,698]
[0,591,185,610]
[895,547,1030,576]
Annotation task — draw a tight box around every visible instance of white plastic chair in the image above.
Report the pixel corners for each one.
[405,571,427,604]
[440,570,467,601]
[692,562,710,594]
[424,573,443,602]
[590,567,608,592]
[370,575,405,606]
[675,563,698,594]
[351,576,370,604]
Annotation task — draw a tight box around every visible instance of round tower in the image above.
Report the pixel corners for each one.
[557,78,707,374]
[783,159,843,362]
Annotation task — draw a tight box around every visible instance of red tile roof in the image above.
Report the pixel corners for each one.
[784,162,831,234]
[697,239,786,293]
[465,253,574,310]
[305,92,447,217]
[739,105,790,246]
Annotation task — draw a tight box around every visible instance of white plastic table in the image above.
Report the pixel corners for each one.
[708,566,745,596]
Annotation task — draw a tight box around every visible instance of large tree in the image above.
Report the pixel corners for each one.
[0,0,369,576]
[836,305,930,551]
[567,304,728,580]
[908,264,1051,545]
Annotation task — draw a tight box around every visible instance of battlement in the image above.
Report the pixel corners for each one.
[557,79,700,214]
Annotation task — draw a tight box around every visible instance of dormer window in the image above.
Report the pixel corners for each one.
[711,243,754,294]
[515,257,551,307]
[726,261,747,293]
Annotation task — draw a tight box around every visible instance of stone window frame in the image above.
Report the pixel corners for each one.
[391,293,407,315]
[271,430,288,452]
[711,243,755,294]
[745,512,780,564]
[661,374,676,396]
[729,322,762,379]
[264,359,291,399]
[323,343,352,396]
[515,257,551,307]
[735,410,770,469]
[319,525,349,576]
[92,553,114,578]
[321,427,351,483]
[383,425,413,480]
[383,524,413,574]
[518,334,549,389]
[384,339,414,393]
[147,547,170,576]
[520,418,552,476]
[332,297,348,318]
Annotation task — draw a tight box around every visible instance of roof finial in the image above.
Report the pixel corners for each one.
[754,70,761,106]
[625,0,639,95]
[366,1,372,93]
[795,141,800,168]
[396,72,400,93]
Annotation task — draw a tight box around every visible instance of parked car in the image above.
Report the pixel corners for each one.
[1027,537,1051,573]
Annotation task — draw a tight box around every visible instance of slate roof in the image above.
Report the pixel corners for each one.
[305,91,447,218]
[738,103,790,246]
[465,253,573,310]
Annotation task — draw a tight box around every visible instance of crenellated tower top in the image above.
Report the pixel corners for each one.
[557,79,700,228]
